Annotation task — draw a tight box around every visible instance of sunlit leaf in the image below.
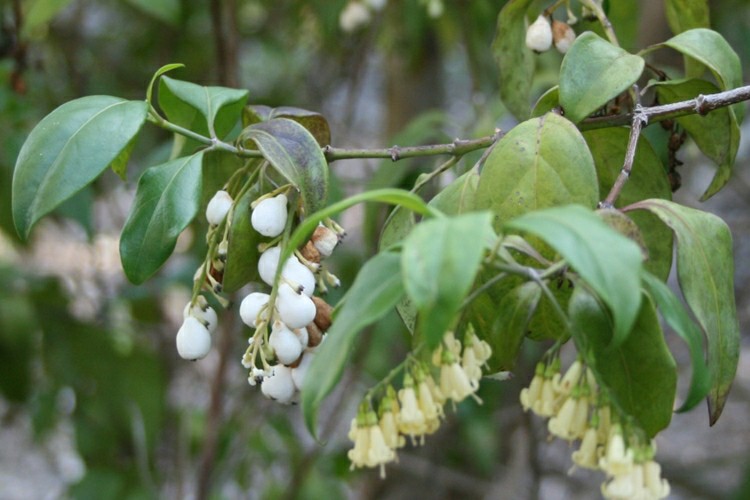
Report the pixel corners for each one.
[12,96,148,240]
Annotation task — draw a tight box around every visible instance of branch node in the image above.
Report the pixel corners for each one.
[694,94,708,115]
[390,146,400,162]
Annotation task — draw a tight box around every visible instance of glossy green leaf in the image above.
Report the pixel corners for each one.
[625,199,739,424]
[241,118,329,216]
[120,153,204,284]
[642,272,711,412]
[429,168,479,215]
[665,0,710,34]
[401,212,495,348]
[645,29,743,121]
[506,205,643,346]
[243,105,331,147]
[559,32,645,123]
[654,79,741,200]
[380,205,416,252]
[569,288,676,437]
[158,75,248,140]
[475,113,599,230]
[302,252,404,437]
[583,128,673,280]
[146,63,185,105]
[486,281,541,371]
[12,96,148,240]
[222,186,262,293]
[492,0,535,121]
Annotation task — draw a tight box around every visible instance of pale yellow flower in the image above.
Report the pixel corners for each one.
[397,375,427,441]
[379,409,405,450]
[555,359,583,397]
[601,465,643,499]
[417,378,443,433]
[440,356,478,404]
[366,424,396,478]
[548,395,577,441]
[348,415,371,470]
[570,393,590,439]
[520,363,545,412]
[599,425,634,477]
[571,428,600,470]
[643,460,670,499]
[461,346,482,387]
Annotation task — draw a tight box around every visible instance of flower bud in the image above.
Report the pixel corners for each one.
[291,351,316,390]
[311,224,340,258]
[251,193,288,237]
[525,15,553,53]
[277,283,317,329]
[339,1,371,32]
[269,322,304,365]
[258,246,282,286]
[206,190,233,225]
[261,365,296,403]
[552,20,576,54]
[176,317,212,360]
[239,292,270,328]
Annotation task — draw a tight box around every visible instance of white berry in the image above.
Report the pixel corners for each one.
[261,365,296,403]
[251,194,288,237]
[292,351,316,390]
[526,15,553,53]
[269,322,303,365]
[176,317,212,360]
[239,292,270,328]
[206,190,233,226]
[277,283,317,329]
[183,299,218,333]
[283,258,316,296]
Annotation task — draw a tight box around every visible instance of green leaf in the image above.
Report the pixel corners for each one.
[559,32,645,123]
[492,0,535,121]
[653,79,741,200]
[624,199,739,424]
[146,63,185,105]
[485,281,541,371]
[506,205,643,346]
[158,75,248,140]
[302,252,404,437]
[645,29,743,121]
[475,112,599,230]
[642,272,711,412]
[222,186,262,293]
[401,212,495,348]
[12,96,148,240]
[530,86,559,118]
[569,288,676,437]
[665,0,710,34]
[120,153,204,284]
[428,168,479,215]
[241,118,329,216]
[243,105,331,147]
[583,128,673,280]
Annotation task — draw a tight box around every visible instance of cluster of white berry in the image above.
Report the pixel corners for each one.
[238,192,343,404]
[520,358,670,499]
[525,15,576,54]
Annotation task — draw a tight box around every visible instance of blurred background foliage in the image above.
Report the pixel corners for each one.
[1,0,749,498]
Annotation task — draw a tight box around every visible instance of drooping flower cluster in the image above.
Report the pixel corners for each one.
[347,331,491,477]
[520,357,670,499]
[238,191,344,404]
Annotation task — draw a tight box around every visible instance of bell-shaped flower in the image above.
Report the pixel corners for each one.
[378,400,405,450]
[643,460,670,499]
[206,190,233,225]
[183,296,218,333]
[601,466,642,500]
[176,316,212,360]
[548,395,578,442]
[571,428,600,470]
[277,283,316,329]
[239,292,270,328]
[366,424,397,477]
[599,425,634,477]
[555,359,583,398]
[525,15,553,52]
[440,350,478,404]
[397,375,427,441]
[417,377,443,434]
[251,193,288,237]
[520,363,545,412]
[269,321,303,365]
[261,365,296,404]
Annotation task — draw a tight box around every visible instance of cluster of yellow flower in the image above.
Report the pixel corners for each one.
[520,358,671,499]
[347,331,491,477]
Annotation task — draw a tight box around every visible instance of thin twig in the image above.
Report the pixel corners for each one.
[600,87,649,208]
[581,84,750,131]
